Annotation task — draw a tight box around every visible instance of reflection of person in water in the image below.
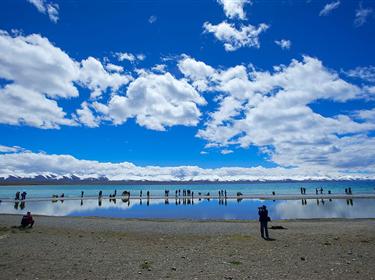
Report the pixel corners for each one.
[258,205,270,240]
[14,201,19,210]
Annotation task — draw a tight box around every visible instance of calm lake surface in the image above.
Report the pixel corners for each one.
[1,182,375,220]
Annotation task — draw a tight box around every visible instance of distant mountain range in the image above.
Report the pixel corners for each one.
[1,175,374,185]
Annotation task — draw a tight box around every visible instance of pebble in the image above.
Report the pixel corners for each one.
[300,257,306,261]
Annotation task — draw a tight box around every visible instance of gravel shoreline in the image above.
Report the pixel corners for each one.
[0,214,374,279]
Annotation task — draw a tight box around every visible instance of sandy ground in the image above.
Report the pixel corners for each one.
[0,215,374,280]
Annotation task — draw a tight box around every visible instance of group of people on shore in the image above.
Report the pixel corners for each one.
[93,189,231,200]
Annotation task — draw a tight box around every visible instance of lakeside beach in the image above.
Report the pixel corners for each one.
[0,214,374,280]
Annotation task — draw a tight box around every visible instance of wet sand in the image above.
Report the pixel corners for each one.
[0,214,374,280]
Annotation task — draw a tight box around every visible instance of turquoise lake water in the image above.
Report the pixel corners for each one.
[0,181,374,199]
[1,182,375,220]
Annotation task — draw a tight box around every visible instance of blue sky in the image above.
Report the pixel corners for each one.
[0,0,375,180]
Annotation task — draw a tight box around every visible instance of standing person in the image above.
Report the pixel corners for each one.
[81,191,84,198]
[15,191,20,200]
[21,192,27,200]
[258,205,270,240]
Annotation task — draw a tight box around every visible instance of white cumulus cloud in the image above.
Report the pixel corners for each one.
[0,145,25,153]
[94,72,207,131]
[192,56,375,170]
[275,39,291,50]
[0,30,135,128]
[1,147,375,180]
[217,0,252,20]
[354,3,373,27]
[344,65,375,83]
[0,30,80,128]
[79,57,132,98]
[319,1,340,16]
[203,21,269,51]
[116,52,146,63]
[27,0,59,23]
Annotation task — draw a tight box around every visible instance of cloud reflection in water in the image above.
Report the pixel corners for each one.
[1,198,375,220]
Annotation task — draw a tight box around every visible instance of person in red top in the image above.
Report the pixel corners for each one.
[20,212,34,228]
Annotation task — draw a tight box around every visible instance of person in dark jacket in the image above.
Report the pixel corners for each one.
[20,212,34,228]
[258,205,270,239]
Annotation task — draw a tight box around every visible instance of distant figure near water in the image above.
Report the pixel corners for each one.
[20,212,34,229]
[258,205,270,240]
[21,191,27,200]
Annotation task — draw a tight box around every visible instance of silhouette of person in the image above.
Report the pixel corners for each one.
[21,192,27,200]
[15,191,20,200]
[81,191,84,198]
[20,212,34,228]
[258,205,270,239]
